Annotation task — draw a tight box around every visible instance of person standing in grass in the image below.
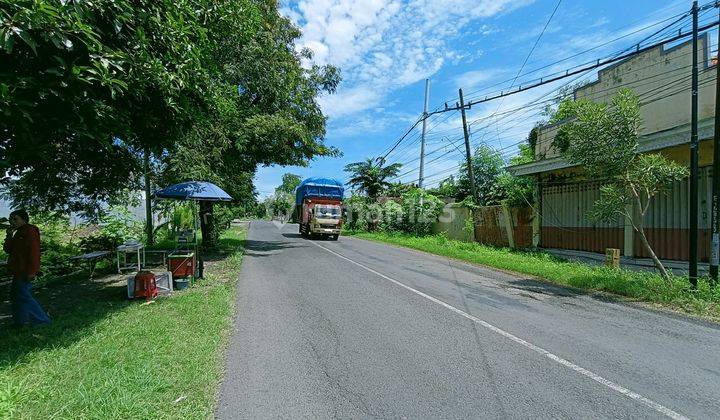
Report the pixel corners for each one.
[5,209,51,327]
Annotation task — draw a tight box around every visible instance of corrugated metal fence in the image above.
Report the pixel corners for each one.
[541,181,625,254]
[541,167,712,261]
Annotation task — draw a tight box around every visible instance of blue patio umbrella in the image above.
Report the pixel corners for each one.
[152,181,232,202]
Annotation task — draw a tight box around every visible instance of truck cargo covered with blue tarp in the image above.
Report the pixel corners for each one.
[295,177,344,205]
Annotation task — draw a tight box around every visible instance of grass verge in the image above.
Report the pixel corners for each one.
[346,231,720,321]
[0,227,245,419]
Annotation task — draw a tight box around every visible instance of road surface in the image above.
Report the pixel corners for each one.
[217,221,720,419]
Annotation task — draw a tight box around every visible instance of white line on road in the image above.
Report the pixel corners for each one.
[310,240,688,420]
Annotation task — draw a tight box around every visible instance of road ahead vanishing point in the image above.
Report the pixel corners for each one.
[217,221,720,419]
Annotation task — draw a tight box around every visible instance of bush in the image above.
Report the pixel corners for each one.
[79,206,143,253]
[99,206,144,244]
[78,234,118,253]
[344,195,371,231]
[30,212,79,277]
[379,200,403,232]
[400,189,444,235]
[344,190,444,235]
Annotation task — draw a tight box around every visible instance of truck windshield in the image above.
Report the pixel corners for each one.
[315,205,341,219]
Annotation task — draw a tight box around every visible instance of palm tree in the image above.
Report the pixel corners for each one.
[344,158,402,199]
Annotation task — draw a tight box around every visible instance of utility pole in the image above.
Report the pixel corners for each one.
[689,0,699,286]
[459,89,478,203]
[419,79,430,188]
[711,2,720,282]
[144,148,154,246]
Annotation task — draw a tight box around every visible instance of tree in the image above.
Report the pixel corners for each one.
[268,192,294,221]
[276,174,302,195]
[386,181,413,198]
[344,158,402,200]
[557,89,689,280]
[427,175,459,199]
[2,0,340,221]
[457,145,507,206]
[499,144,535,207]
[157,3,341,245]
[1,0,218,213]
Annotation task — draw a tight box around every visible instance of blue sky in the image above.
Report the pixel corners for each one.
[255,0,702,197]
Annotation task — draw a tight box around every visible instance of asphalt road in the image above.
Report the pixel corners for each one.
[217,220,720,419]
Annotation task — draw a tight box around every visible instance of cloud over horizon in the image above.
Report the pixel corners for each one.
[284,0,536,118]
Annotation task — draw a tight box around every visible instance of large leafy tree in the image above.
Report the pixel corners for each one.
[158,2,340,245]
[1,0,340,223]
[1,0,215,213]
[556,89,688,280]
[344,158,402,200]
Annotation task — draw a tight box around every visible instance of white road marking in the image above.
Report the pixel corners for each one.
[311,241,689,420]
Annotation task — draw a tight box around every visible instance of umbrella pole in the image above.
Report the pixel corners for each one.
[195,200,203,280]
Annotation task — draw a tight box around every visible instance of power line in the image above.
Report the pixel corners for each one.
[436,4,696,107]
[433,19,719,118]
[408,67,712,187]
[364,2,717,189]
[498,0,562,104]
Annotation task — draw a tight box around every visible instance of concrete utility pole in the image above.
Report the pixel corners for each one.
[144,148,154,246]
[689,0,699,286]
[459,89,478,203]
[419,79,430,188]
[710,3,720,282]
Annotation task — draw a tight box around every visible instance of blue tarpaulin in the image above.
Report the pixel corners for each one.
[295,177,344,205]
[153,181,232,201]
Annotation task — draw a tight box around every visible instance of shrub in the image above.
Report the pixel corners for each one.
[379,200,403,232]
[400,189,444,235]
[99,206,144,244]
[30,212,79,277]
[78,206,143,253]
[344,195,371,231]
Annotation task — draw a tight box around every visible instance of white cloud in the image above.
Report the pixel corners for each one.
[317,86,383,118]
[285,0,535,118]
[454,69,505,90]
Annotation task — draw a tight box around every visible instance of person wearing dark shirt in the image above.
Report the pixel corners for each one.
[4,209,50,327]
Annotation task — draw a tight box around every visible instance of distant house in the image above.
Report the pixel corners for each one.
[508,34,717,262]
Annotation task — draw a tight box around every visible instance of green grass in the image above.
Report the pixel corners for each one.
[346,231,720,321]
[0,227,246,419]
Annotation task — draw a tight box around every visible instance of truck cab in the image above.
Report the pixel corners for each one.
[303,202,342,239]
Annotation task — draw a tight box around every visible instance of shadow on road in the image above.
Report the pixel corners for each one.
[506,279,585,298]
[243,239,299,257]
[281,233,338,241]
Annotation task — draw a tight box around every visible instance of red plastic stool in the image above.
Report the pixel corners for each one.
[134,271,158,301]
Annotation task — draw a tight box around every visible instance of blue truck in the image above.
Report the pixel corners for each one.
[295,177,344,240]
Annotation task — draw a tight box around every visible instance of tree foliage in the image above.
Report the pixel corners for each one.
[554,89,640,178]
[344,158,402,199]
[557,89,688,280]
[342,189,443,235]
[1,0,340,216]
[457,145,506,206]
[427,175,459,199]
[498,144,535,207]
[276,173,302,195]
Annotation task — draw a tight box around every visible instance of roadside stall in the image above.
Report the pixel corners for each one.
[152,181,233,289]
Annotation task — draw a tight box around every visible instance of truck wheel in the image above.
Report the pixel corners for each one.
[331,235,339,241]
